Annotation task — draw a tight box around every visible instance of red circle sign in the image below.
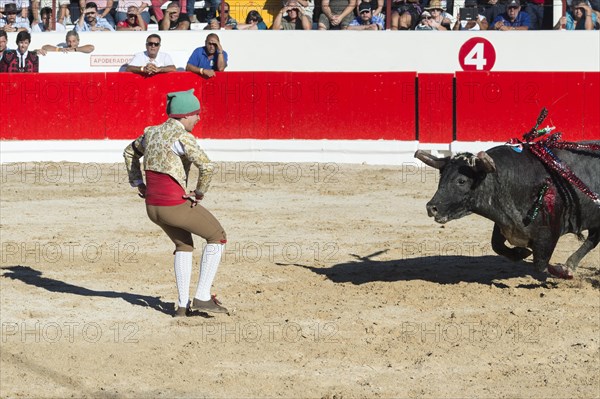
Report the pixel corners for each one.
[458,37,496,71]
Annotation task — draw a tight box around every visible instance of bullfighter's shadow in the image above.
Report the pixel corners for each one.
[1,265,173,315]
[292,251,552,288]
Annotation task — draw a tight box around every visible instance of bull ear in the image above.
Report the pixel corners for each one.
[475,151,496,173]
[414,150,449,170]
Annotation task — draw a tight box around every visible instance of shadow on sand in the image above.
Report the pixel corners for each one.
[287,251,555,288]
[1,265,174,315]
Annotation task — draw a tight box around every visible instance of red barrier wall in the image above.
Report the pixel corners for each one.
[418,73,454,144]
[1,71,598,142]
[0,72,417,141]
[455,72,600,142]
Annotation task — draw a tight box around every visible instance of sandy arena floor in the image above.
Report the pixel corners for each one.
[1,161,599,398]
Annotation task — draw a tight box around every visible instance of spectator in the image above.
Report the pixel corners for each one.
[318,0,356,30]
[31,0,70,26]
[453,0,488,29]
[126,33,176,75]
[0,0,28,19]
[117,5,147,30]
[415,10,435,29]
[356,0,383,16]
[76,2,115,31]
[424,0,455,30]
[31,7,67,32]
[41,30,95,53]
[205,0,222,21]
[115,0,151,25]
[0,31,38,72]
[272,0,311,29]
[348,1,385,29]
[0,3,30,32]
[205,2,237,29]
[151,0,168,23]
[390,0,422,29]
[478,0,505,29]
[554,0,597,29]
[522,0,543,29]
[296,0,315,23]
[186,33,227,79]
[78,0,115,27]
[492,0,531,29]
[159,1,190,30]
[0,30,7,62]
[237,10,267,29]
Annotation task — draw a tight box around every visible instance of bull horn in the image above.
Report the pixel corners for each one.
[414,150,449,170]
[476,151,497,173]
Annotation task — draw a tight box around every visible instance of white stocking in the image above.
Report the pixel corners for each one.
[194,243,224,301]
[174,251,193,307]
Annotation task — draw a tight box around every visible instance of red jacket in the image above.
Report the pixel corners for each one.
[0,50,39,73]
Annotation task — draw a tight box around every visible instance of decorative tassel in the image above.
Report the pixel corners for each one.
[507,108,600,212]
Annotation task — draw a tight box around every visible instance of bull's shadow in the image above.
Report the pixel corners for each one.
[1,265,173,315]
[295,251,550,287]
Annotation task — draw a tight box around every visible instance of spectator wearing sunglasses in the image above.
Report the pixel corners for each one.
[117,5,148,30]
[0,2,30,33]
[76,0,114,28]
[422,0,454,30]
[348,2,384,29]
[76,2,114,31]
[237,10,267,29]
[205,2,237,30]
[273,0,311,29]
[492,0,531,30]
[126,34,176,76]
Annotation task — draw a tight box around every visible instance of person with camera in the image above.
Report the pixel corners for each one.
[348,1,385,29]
[159,1,190,30]
[453,0,488,29]
[273,0,311,29]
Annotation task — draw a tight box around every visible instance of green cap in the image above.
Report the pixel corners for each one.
[166,89,201,118]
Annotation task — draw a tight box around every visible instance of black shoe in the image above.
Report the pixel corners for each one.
[173,302,190,317]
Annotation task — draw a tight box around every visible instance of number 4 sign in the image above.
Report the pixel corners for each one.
[458,37,496,71]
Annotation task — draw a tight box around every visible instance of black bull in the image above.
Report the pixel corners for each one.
[415,143,600,278]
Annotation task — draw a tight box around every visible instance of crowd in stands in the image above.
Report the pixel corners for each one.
[1,0,599,32]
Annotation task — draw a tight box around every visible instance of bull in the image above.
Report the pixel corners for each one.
[414,143,600,279]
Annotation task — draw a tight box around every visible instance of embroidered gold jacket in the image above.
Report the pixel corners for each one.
[123,118,213,194]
